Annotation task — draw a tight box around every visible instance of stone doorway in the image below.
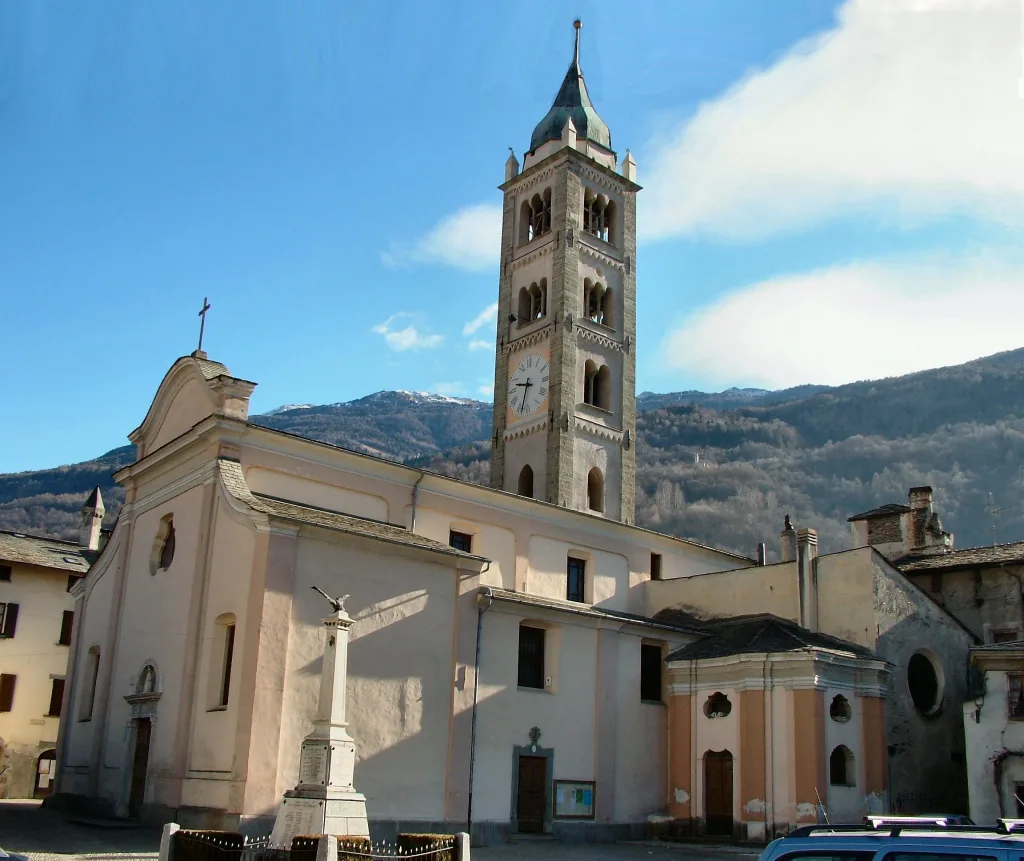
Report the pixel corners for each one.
[704,749,734,836]
[128,718,151,817]
[516,755,547,833]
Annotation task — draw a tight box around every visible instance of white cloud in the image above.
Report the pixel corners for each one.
[431,381,466,396]
[468,339,492,352]
[660,255,1024,388]
[478,381,494,398]
[463,302,499,336]
[372,314,444,352]
[382,204,502,271]
[641,0,1024,241]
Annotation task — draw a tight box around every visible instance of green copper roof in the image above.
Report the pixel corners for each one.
[529,24,611,154]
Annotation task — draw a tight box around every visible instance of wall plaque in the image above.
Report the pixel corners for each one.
[271,797,324,847]
[298,741,330,786]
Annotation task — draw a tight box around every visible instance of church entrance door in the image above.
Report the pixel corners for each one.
[704,750,733,836]
[129,718,152,817]
[516,755,547,833]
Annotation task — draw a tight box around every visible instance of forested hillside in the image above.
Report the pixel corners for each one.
[4,349,1024,560]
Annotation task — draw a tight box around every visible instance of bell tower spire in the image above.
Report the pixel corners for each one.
[489,20,641,524]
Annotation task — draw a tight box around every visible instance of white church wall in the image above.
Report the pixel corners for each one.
[244,467,388,523]
[690,685,741,825]
[525,535,628,610]
[104,484,208,810]
[412,506,516,591]
[471,607,600,823]
[822,685,863,824]
[279,537,460,823]
[148,376,216,454]
[612,634,668,820]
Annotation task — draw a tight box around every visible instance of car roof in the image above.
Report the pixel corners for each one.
[766,829,1024,854]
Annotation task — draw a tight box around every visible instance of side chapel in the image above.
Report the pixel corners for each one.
[53,22,911,843]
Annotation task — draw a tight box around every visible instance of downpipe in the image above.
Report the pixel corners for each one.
[467,586,494,839]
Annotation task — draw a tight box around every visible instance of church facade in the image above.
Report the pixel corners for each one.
[52,24,905,843]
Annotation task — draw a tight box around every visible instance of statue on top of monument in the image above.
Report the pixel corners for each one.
[311,585,350,614]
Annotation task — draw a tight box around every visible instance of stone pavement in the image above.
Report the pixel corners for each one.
[0,800,761,861]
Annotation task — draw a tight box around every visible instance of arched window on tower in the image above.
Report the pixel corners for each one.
[583,360,598,406]
[600,288,614,328]
[518,287,532,322]
[587,468,605,513]
[519,188,552,244]
[518,465,534,498]
[595,365,611,410]
[583,189,616,245]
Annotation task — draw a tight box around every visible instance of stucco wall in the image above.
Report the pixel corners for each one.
[245,467,388,524]
[527,535,628,610]
[644,563,799,623]
[905,565,1024,643]
[0,564,74,798]
[964,668,1024,824]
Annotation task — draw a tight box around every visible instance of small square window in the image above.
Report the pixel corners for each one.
[449,530,473,554]
[567,557,586,603]
[992,629,1019,644]
[0,566,11,582]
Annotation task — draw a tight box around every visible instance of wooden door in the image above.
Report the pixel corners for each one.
[516,756,547,833]
[129,718,151,817]
[704,750,734,836]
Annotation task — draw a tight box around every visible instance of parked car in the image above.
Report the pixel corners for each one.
[0,848,29,861]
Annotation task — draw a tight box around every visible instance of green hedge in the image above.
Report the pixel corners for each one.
[336,836,371,861]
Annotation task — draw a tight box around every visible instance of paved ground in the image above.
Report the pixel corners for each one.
[0,800,761,861]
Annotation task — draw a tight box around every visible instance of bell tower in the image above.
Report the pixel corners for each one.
[490,20,640,524]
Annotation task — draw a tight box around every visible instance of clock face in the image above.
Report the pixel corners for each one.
[507,354,550,419]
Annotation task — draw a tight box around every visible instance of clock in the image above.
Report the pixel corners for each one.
[507,354,550,419]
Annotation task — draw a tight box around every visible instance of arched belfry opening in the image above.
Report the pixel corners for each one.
[518,465,534,499]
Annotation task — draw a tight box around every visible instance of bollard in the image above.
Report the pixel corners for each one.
[159,823,180,861]
[455,832,471,861]
[314,834,338,861]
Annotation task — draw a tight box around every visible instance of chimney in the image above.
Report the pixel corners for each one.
[756,543,767,566]
[780,514,797,563]
[908,486,933,549]
[797,528,819,632]
[80,486,105,551]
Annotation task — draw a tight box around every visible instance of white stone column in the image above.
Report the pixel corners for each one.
[271,601,369,846]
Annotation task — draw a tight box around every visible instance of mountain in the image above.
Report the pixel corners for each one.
[4,349,1024,560]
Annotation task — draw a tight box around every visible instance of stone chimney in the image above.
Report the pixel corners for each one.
[80,486,105,551]
[756,543,767,566]
[780,514,797,563]
[797,528,819,632]
[907,485,952,552]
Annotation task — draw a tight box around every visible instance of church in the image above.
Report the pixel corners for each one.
[52,23,919,843]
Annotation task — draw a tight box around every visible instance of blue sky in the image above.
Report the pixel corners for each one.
[2,0,1023,473]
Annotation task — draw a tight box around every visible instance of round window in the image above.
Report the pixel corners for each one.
[908,652,942,714]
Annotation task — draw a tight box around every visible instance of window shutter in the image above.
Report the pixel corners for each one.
[59,611,74,646]
[48,679,65,717]
[2,603,19,638]
[0,674,15,711]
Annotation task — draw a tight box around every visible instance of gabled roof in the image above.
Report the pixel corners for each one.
[0,530,96,574]
[217,458,482,564]
[529,23,611,154]
[848,503,911,522]
[663,613,874,662]
[896,541,1024,573]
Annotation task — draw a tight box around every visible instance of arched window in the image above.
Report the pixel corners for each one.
[830,745,855,786]
[214,614,236,709]
[520,189,552,244]
[605,200,618,245]
[518,465,534,499]
[517,287,532,322]
[583,190,616,245]
[587,468,604,513]
[136,664,156,695]
[600,288,614,328]
[150,514,175,575]
[583,360,598,405]
[595,366,611,410]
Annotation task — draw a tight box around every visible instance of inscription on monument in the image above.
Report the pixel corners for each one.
[271,797,324,847]
[298,741,330,786]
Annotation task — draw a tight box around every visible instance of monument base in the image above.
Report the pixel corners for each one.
[270,790,369,847]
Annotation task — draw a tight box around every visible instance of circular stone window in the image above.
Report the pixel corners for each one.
[704,692,732,719]
[908,652,943,715]
[829,694,852,723]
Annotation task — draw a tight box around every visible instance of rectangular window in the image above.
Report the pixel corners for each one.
[566,557,586,603]
[993,629,1019,644]
[219,624,236,708]
[0,603,19,638]
[651,553,663,581]
[58,611,74,646]
[1009,674,1024,720]
[47,678,65,717]
[66,574,78,593]
[449,530,473,554]
[0,565,10,582]
[640,644,663,702]
[0,674,15,712]
[518,626,545,690]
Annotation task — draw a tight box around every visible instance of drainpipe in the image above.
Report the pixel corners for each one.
[411,471,426,532]
[467,587,494,839]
